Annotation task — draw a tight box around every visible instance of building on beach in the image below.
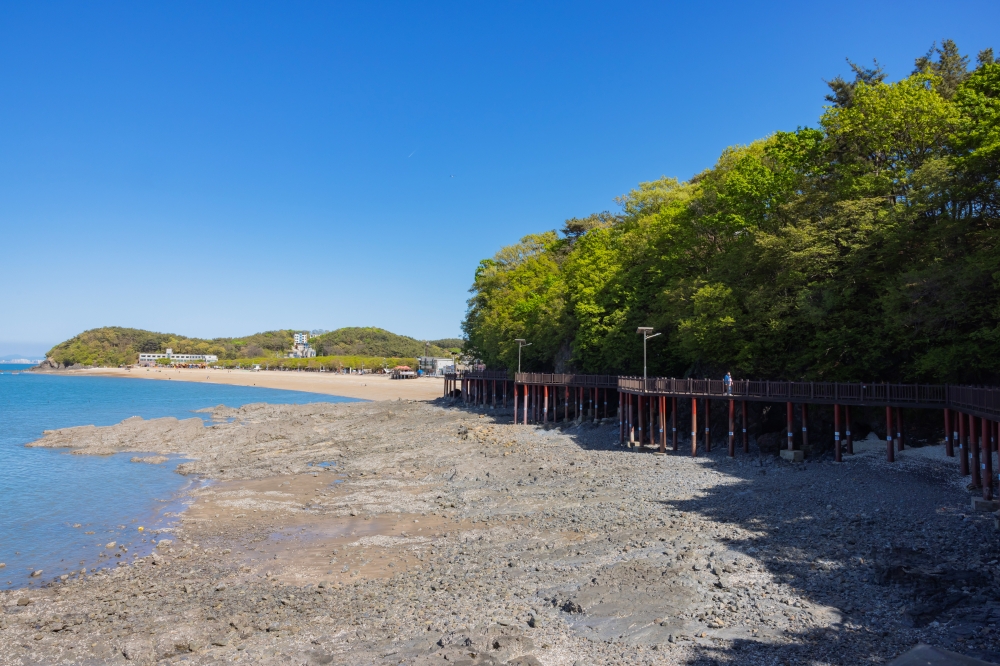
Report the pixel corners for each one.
[138,348,219,366]
[418,357,456,376]
[288,332,317,358]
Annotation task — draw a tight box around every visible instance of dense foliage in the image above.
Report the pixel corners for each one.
[212,355,418,371]
[46,327,295,366]
[47,326,450,367]
[310,328,454,358]
[463,43,1000,384]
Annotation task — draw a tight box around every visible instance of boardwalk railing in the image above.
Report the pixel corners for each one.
[514,372,619,388]
[617,377,1000,420]
[449,370,1000,421]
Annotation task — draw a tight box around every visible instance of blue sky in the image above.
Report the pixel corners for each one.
[1,1,998,356]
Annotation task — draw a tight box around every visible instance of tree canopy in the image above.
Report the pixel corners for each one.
[462,43,1000,384]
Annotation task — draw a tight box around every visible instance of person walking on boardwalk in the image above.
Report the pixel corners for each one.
[724,371,733,395]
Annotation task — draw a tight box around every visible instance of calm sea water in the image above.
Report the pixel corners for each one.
[0,370,357,588]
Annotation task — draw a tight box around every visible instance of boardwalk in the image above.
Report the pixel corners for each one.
[448,370,1000,504]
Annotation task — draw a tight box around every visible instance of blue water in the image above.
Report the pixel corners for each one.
[0,373,357,588]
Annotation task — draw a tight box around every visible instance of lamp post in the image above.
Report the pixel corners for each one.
[514,338,531,374]
[636,327,661,382]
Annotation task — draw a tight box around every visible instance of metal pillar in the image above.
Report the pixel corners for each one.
[514,383,519,424]
[672,396,678,451]
[618,392,624,443]
[886,406,894,463]
[845,405,853,454]
[983,417,993,501]
[944,408,953,457]
[704,398,711,452]
[691,397,698,457]
[660,396,667,453]
[543,385,549,423]
[786,402,794,451]
[741,400,749,453]
[801,403,809,451]
[959,411,969,475]
[637,395,644,446]
[728,399,735,457]
[628,393,634,444]
[971,412,981,488]
[834,404,842,462]
[896,407,903,451]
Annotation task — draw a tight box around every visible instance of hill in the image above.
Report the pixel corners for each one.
[43,326,459,367]
[310,327,455,358]
[463,43,1000,383]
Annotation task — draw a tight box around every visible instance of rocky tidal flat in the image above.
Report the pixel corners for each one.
[2,399,999,665]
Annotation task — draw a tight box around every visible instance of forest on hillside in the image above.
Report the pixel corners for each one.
[45,326,453,367]
[462,42,1000,384]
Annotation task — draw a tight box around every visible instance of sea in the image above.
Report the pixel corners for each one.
[0,365,357,588]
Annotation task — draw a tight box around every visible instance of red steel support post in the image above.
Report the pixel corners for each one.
[834,404,842,463]
[959,411,969,475]
[886,406,895,463]
[543,385,549,423]
[845,405,854,454]
[672,397,678,451]
[971,412,982,488]
[691,398,698,457]
[728,399,735,457]
[787,402,794,451]
[944,408,953,457]
[983,417,993,501]
[801,404,809,451]
[514,384,519,424]
[742,400,749,453]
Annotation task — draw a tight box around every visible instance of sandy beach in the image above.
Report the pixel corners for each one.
[40,367,446,402]
[2,399,999,665]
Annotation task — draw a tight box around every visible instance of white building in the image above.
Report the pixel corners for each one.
[289,332,317,358]
[418,357,456,376]
[138,348,219,366]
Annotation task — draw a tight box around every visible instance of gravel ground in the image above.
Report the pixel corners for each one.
[2,398,998,665]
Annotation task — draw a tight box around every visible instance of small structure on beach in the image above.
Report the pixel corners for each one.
[391,365,417,379]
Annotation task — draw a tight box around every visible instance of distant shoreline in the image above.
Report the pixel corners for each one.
[37,366,445,402]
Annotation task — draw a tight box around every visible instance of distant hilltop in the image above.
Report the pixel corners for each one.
[41,326,464,368]
[0,356,44,364]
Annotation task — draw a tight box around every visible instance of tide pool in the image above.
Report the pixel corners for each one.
[0,373,357,588]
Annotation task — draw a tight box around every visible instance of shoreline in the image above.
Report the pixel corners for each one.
[32,366,445,402]
[3,399,998,664]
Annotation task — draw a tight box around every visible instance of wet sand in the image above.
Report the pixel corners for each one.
[2,400,998,665]
[39,366,445,402]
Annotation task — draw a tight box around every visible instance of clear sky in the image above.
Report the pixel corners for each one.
[1,1,998,357]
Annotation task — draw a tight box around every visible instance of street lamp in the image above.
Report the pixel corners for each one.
[636,327,661,382]
[514,338,531,374]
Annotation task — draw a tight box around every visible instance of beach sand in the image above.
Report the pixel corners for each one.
[2,400,998,665]
[42,366,445,402]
